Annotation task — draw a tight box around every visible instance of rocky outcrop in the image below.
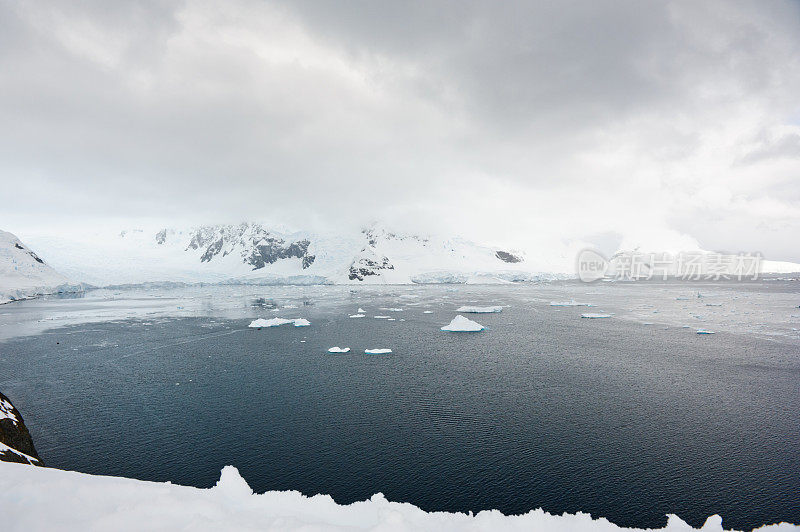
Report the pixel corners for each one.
[0,391,42,466]
[495,250,523,263]
[158,223,316,271]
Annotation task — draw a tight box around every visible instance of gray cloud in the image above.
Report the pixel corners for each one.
[1,0,800,260]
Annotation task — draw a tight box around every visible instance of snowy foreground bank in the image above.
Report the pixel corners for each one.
[1,463,795,532]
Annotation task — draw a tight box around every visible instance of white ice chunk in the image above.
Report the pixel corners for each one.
[327,347,351,353]
[249,318,310,328]
[581,313,612,319]
[365,348,392,354]
[455,305,502,313]
[423,310,434,314]
[441,315,486,332]
[349,314,365,318]
[696,329,715,334]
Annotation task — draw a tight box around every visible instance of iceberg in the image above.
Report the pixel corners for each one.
[365,348,392,354]
[423,310,434,314]
[349,314,365,318]
[580,313,612,319]
[327,347,351,353]
[441,315,486,332]
[456,305,502,313]
[373,315,390,319]
[248,318,310,328]
[357,308,365,313]
[696,329,715,334]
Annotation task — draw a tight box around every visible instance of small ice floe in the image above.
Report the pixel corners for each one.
[365,348,392,354]
[387,318,396,321]
[349,314,366,318]
[441,315,486,332]
[581,313,612,319]
[456,305,503,313]
[380,308,404,312]
[423,310,434,314]
[705,303,723,307]
[696,329,715,334]
[374,315,391,319]
[327,347,351,353]
[248,318,310,328]
[358,308,365,313]
[549,300,589,307]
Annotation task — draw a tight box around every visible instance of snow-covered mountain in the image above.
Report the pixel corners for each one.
[0,230,77,304]
[25,223,544,286]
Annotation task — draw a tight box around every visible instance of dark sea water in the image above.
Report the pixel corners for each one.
[1,282,798,529]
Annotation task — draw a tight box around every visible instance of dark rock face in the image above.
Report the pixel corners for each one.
[0,391,42,466]
[13,241,45,264]
[183,223,315,270]
[348,256,394,280]
[495,250,523,263]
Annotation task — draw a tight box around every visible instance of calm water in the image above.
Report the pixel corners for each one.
[1,282,799,529]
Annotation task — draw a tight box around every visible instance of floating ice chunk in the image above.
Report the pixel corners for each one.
[379,308,403,312]
[248,318,310,328]
[387,318,396,321]
[705,303,723,307]
[249,318,291,328]
[456,305,502,313]
[549,300,590,307]
[696,329,715,334]
[581,313,612,319]
[441,315,486,332]
[374,315,390,319]
[423,310,434,314]
[365,348,392,354]
[327,347,351,353]
[357,308,365,313]
[349,314,365,318]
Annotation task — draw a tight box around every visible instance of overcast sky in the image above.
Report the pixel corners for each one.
[1,0,800,261]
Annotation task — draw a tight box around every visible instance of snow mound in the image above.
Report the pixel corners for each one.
[456,305,503,313]
[1,461,774,532]
[327,347,351,353]
[365,348,392,354]
[441,315,486,332]
[581,313,612,319]
[249,318,310,328]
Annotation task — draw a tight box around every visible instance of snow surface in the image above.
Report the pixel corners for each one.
[248,318,310,328]
[1,462,790,532]
[327,347,351,353]
[365,348,392,354]
[456,305,503,313]
[441,315,486,332]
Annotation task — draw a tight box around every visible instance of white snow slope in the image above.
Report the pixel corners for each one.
[0,229,76,304]
[2,462,794,532]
